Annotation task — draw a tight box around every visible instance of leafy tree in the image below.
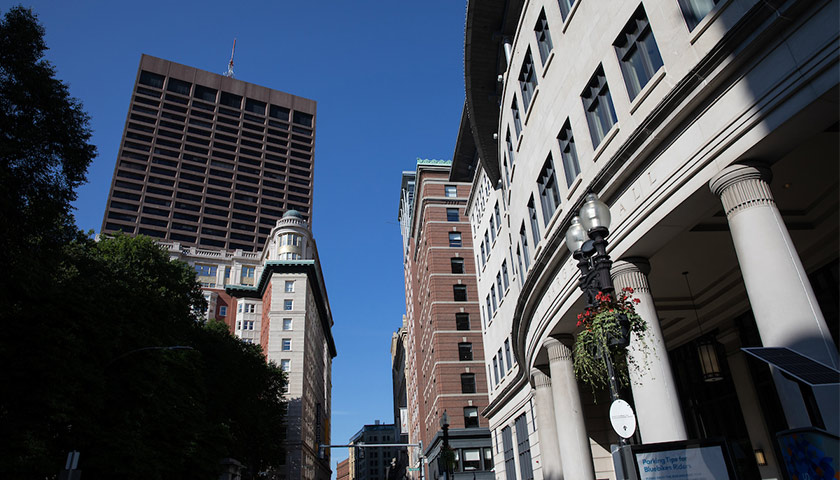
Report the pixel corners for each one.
[0,7,287,478]
[0,6,96,302]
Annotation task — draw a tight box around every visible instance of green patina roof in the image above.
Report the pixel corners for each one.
[416,158,452,166]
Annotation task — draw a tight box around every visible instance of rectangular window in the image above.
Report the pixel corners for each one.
[484,231,491,256]
[139,70,164,88]
[582,65,618,148]
[219,306,227,317]
[281,359,291,372]
[453,285,468,302]
[485,295,492,323]
[241,266,256,286]
[615,6,664,100]
[528,196,541,245]
[535,9,553,64]
[282,338,291,351]
[446,208,460,222]
[284,299,293,310]
[558,119,581,187]
[502,427,517,480]
[461,373,476,393]
[445,185,457,197]
[451,258,465,274]
[493,356,500,385]
[498,347,505,373]
[515,414,534,480]
[480,242,486,267]
[449,232,462,247]
[494,203,502,231]
[505,339,513,369]
[464,407,480,428]
[458,343,474,361]
[284,280,295,293]
[282,318,293,330]
[679,0,719,31]
[558,0,575,20]
[511,99,522,138]
[463,448,482,471]
[489,215,496,242]
[245,320,255,330]
[537,155,561,225]
[506,129,516,166]
[490,285,497,312]
[496,272,504,298]
[519,50,538,111]
[501,261,510,290]
[456,313,470,331]
[520,224,531,271]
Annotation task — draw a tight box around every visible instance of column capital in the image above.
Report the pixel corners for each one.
[709,163,775,218]
[530,368,552,389]
[612,257,652,294]
[544,335,573,362]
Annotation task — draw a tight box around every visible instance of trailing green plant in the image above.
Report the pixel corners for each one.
[573,287,648,393]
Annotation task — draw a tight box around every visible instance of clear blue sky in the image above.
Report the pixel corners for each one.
[12,0,467,473]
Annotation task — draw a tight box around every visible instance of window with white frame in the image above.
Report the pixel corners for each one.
[519,49,538,111]
[282,338,291,351]
[498,347,505,373]
[241,266,256,286]
[501,261,510,290]
[445,185,457,197]
[284,299,293,310]
[558,0,575,20]
[535,9,553,64]
[490,285,498,312]
[494,203,501,232]
[511,99,522,138]
[284,280,295,293]
[245,320,255,330]
[519,224,531,271]
[496,272,504,298]
[615,6,664,101]
[281,359,291,372]
[537,154,561,225]
[678,0,719,31]
[282,318,293,330]
[449,232,462,247]
[505,338,514,369]
[493,356,500,385]
[489,215,496,242]
[506,130,516,168]
[219,306,227,317]
[527,196,541,245]
[582,65,618,148]
[446,208,460,222]
[558,119,581,187]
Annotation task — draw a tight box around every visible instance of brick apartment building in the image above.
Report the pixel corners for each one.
[398,160,494,478]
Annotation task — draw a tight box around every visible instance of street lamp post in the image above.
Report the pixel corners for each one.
[565,194,627,447]
[439,410,452,479]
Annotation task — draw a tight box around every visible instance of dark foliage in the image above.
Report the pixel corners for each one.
[0,7,287,479]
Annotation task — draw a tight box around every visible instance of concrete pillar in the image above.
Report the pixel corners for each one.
[612,258,688,443]
[710,163,839,433]
[530,368,563,480]
[545,336,595,480]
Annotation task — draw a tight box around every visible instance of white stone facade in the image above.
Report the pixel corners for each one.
[456,1,839,479]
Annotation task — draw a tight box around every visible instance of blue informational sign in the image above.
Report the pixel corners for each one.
[776,427,838,480]
[630,439,738,480]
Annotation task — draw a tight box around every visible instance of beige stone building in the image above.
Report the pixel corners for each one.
[452,0,839,479]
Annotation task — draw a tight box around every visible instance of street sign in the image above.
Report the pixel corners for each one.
[610,399,637,439]
[408,467,420,471]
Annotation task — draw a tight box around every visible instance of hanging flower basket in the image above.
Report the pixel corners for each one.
[573,287,647,392]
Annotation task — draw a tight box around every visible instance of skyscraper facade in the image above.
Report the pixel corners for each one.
[101,54,316,252]
[398,160,494,479]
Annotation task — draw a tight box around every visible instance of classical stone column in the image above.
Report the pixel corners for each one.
[530,368,563,480]
[710,163,839,433]
[545,336,595,480]
[612,258,687,443]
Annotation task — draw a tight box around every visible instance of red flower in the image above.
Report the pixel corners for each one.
[633,298,641,304]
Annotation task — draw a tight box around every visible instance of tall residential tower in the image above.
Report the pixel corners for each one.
[101,54,316,252]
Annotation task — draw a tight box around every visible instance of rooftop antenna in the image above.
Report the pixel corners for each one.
[224,38,236,78]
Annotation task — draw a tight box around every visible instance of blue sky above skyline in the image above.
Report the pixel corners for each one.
[11,0,469,473]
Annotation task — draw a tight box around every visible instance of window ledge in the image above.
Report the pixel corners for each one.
[592,124,620,164]
[688,0,733,44]
[543,206,565,238]
[561,0,582,34]
[523,88,540,126]
[566,176,583,201]
[541,51,555,78]
[516,131,525,152]
[629,67,666,115]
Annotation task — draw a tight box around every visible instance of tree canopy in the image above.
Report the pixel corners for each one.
[0,7,287,478]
